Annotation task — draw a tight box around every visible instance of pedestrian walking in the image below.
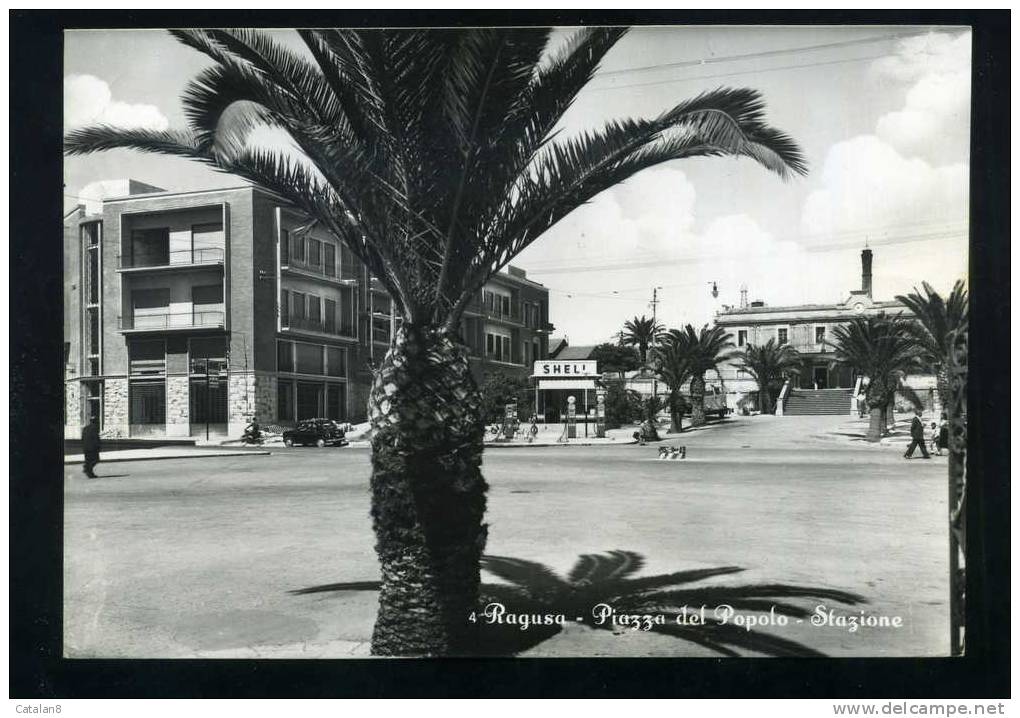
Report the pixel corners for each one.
[936,412,950,455]
[82,420,101,478]
[903,409,930,460]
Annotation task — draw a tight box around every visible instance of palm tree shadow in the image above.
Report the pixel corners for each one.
[289,550,866,657]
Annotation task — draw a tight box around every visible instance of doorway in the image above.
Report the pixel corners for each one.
[812,366,828,389]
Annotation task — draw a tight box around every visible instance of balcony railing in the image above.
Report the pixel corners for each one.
[120,310,225,330]
[118,248,224,269]
[283,315,356,338]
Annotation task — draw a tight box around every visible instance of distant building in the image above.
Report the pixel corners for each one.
[63,180,553,440]
[714,249,936,415]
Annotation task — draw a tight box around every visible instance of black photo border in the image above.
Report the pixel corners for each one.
[10,8,1010,699]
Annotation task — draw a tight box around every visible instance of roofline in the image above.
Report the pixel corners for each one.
[100,183,286,205]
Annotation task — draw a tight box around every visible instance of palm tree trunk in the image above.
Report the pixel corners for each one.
[759,387,771,415]
[368,325,487,656]
[668,393,682,433]
[690,373,706,427]
[866,405,884,442]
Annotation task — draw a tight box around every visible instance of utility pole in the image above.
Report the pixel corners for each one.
[649,286,662,401]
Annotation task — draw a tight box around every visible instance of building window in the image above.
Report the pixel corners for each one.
[815,326,826,344]
[777,328,788,346]
[295,342,324,375]
[192,284,224,327]
[737,329,748,347]
[372,317,391,344]
[190,336,227,375]
[131,287,171,329]
[324,244,336,277]
[323,298,336,334]
[292,292,306,320]
[296,381,323,420]
[326,346,346,377]
[190,376,228,426]
[277,340,294,372]
[308,238,322,269]
[308,295,321,326]
[280,229,290,266]
[84,381,102,428]
[326,383,346,420]
[278,380,294,421]
[129,379,166,425]
[131,227,170,267]
[86,243,100,304]
[129,339,165,376]
[191,222,224,263]
[280,289,290,326]
[292,234,305,263]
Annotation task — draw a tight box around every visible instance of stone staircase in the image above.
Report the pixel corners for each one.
[782,388,853,416]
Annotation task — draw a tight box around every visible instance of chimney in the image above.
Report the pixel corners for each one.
[861,248,873,298]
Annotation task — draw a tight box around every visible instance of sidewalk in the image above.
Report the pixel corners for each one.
[65,446,271,464]
[816,415,939,450]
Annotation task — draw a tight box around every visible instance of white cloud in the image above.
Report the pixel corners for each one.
[800,31,970,257]
[873,34,971,160]
[64,74,169,131]
[801,135,968,241]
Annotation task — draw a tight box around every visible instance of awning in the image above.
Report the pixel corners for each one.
[538,379,597,390]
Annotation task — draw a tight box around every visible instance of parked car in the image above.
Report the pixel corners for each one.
[282,419,349,447]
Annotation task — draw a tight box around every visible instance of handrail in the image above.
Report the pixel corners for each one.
[119,247,224,268]
[120,310,224,330]
[775,378,791,416]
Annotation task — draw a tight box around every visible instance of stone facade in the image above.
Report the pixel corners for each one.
[228,371,257,436]
[253,372,277,425]
[102,377,129,438]
[64,376,81,439]
[166,376,190,438]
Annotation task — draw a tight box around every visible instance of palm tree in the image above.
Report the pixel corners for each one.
[829,315,922,442]
[621,315,665,364]
[655,342,694,433]
[663,324,738,426]
[737,339,801,414]
[895,280,968,413]
[65,27,806,656]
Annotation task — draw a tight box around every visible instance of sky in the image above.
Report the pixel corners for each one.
[64,26,972,344]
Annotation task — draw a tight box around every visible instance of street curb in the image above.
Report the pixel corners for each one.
[65,450,272,465]
[484,440,639,448]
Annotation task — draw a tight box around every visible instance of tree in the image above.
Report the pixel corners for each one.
[65,27,806,656]
[655,342,693,433]
[663,324,738,427]
[602,379,644,429]
[829,315,922,442]
[621,315,665,364]
[736,339,801,414]
[590,342,641,375]
[895,280,968,413]
[478,372,532,424]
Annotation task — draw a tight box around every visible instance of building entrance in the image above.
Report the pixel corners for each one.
[813,366,829,389]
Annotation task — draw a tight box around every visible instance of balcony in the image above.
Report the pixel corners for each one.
[118,248,224,271]
[120,310,225,332]
[282,315,357,339]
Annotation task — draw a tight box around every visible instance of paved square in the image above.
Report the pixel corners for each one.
[64,415,949,657]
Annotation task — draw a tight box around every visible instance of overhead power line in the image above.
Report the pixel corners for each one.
[524,228,967,276]
[594,29,941,80]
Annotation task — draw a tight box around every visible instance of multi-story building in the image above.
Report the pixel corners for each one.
[713,249,937,414]
[63,180,553,440]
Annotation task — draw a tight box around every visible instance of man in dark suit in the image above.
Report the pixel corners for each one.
[903,409,930,459]
[82,420,101,478]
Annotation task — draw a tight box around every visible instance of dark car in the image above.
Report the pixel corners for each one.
[282,419,349,448]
